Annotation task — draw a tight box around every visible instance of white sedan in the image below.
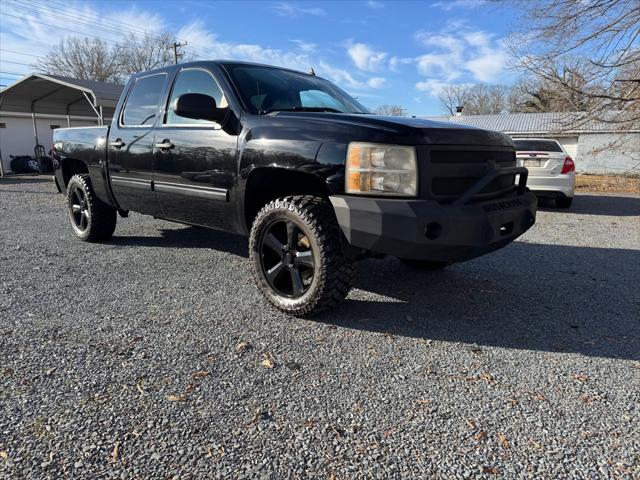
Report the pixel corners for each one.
[513,138,576,208]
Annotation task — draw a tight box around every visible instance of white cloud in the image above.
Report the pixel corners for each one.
[415,79,448,96]
[413,26,508,90]
[389,56,414,71]
[347,42,387,72]
[290,39,317,53]
[431,0,486,11]
[366,0,384,8]
[367,77,386,88]
[272,2,325,17]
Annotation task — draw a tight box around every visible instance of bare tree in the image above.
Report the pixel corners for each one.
[36,31,179,83]
[36,37,121,83]
[116,32,177,76]
[374,104,405,116]
[439,84,509,115]
[507,0,640,129]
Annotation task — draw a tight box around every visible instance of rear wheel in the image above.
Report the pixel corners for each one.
[66,174,117,242]
[556,197,573,208]
[398,258,449,270]
[249,195,355,316]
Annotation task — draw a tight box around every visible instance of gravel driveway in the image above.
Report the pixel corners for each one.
[1,177,638,479]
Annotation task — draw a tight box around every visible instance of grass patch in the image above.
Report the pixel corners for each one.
[576,174,640,194]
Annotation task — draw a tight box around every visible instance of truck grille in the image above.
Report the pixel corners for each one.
[424,147,516,202]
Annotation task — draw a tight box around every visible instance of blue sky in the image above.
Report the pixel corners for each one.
[0,0,522,115]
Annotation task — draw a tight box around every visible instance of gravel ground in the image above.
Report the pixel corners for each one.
[1,176,638,479]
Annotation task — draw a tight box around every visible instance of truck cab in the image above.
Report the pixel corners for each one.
[53,60,537,315]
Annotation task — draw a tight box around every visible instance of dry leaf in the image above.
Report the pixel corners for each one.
[416,399,431,405]
[533,392,546,401]
[260,353,275,369]
[136,383,145,395]
[249,408,268,425]
[44,367,57,376]
[573,374,590,383]
[474,430,487,441]
[192,370,209,379]
[235,341,252,353]
[464,418,476,429]
[382,427,396,438]
[166,394,186,402]
[480,372,496,384]
[110,442,120,463]
[482,466,499,474]
[498,432,510,449]
[0,451,8,460]
[529,440,543,451]
[580,394,598,404]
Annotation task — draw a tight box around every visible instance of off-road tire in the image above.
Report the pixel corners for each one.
[249,195,356,316]
[66,174,117,242]
[398,258,449,270]
[555,197,573,209]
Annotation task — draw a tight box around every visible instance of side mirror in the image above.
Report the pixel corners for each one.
[173,93,227,123]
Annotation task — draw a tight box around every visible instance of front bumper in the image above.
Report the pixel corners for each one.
[330,167,537,263]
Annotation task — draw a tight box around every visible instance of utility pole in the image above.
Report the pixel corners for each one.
[171,41,187,64]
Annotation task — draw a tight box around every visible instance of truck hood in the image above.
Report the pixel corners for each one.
[264,112,514,147]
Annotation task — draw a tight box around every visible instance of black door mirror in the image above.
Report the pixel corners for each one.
[173,93,227,123]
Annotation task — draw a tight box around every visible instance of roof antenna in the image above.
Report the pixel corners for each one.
[308,67,316,76]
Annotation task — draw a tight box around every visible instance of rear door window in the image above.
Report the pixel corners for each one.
[514,140,563,152]
[121,74,167,126]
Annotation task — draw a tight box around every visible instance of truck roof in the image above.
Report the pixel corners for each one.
[130,60,312,80]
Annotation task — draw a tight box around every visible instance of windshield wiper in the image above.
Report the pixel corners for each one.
[261,106,344,114]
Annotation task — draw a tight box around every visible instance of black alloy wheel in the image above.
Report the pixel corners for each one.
[259,218,316,298]
[66,174,117,242]
[249,195,356,316]
[69,184,90,232]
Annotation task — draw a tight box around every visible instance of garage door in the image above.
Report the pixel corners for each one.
[557,137,578,159]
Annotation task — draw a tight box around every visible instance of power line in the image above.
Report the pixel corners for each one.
[0,60,34,67]
[2,0,211,68]
[0,48,41,58]
[18,0,210,59]
[0,71,29,77]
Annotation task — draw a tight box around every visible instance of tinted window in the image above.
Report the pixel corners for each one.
[122,74,166,126]
[166,69,227,125]
[226,64,368,115]
[514,140,563,152]
[300,90,345,111]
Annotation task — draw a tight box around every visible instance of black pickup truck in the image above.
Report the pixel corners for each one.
[52,61,536,315]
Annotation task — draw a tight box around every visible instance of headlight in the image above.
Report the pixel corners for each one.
[345,142,417,196]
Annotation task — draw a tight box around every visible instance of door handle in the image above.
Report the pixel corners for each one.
[154,140,175,151]
[110,139,125,149]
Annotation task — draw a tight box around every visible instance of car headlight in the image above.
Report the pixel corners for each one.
[345,142,417,197]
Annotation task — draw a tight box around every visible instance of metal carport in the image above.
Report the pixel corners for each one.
[0,74,123,175]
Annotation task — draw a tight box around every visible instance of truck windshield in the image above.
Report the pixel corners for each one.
[225,64,369,115]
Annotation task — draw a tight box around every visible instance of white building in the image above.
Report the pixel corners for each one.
[0,74,123,175]
[423,112,639,175]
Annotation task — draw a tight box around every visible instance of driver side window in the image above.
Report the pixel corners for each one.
[165,69,227,125]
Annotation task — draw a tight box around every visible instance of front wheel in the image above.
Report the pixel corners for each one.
[249,196,355,316]
[66,174,117,242]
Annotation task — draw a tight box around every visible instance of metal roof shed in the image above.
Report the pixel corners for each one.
[0,73,123,141]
